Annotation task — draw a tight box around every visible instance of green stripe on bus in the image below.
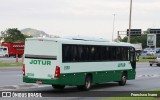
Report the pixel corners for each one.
[23,69,135,85]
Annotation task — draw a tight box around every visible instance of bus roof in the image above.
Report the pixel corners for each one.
[26,37,134,47]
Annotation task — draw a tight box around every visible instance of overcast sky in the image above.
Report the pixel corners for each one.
[0,0,160,40]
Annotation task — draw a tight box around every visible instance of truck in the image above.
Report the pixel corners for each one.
[0,46,8,57]
[1,42,25,57]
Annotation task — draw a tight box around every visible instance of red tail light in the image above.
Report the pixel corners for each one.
[22,64,25,76]
[54,66,60,78]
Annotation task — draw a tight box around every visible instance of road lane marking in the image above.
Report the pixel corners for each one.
[136,74,160,79]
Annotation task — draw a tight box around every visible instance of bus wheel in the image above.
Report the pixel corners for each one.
[77,75,92,91]
[119,73,127,86]
[52,85,65,90]
[150,64,152,66]
[84,75,92,90]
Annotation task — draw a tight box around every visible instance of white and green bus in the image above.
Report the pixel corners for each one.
[23,37,136,90]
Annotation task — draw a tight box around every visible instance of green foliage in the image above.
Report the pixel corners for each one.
[121,33,147,48]
[101,97,156,100]
[4,28,25,42]
[24,34,33,38]
[0,62,23,67]
[142,56,156,59]
[121,30,160,48]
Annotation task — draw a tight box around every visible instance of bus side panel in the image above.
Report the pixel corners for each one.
[92,70,122,84]
[127,69,136,80]
[23,72,86,85]
[23,69,135,85]
[59,73,86,85]
[61,61,134,85]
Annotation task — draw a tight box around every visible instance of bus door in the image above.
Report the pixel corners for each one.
[130,47,136,69]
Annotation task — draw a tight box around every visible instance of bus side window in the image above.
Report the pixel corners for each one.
[116,47,121,60]
[111,47,116,60]
[81,45,87,61]
[100,46,106,61]
[121,47,128,61]
[71,45,78,62]
[105,46,110,60]
[77,45,83,61]
[62,45,71,62]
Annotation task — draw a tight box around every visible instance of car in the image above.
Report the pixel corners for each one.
[156,55,160,63]
[149,55,160,67]
[146,50,156,56]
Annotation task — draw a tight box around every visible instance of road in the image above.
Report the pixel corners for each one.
[0,57,22,62]
[0,62,160,98]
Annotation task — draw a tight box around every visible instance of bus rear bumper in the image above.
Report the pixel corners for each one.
[23,76,64,85]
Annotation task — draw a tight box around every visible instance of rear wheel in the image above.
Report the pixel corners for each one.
[150,64,152,66]
[77,75,92,91]
[119,73,127,86]
[52,85,65,90]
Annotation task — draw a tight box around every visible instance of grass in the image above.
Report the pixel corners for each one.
[101,97,157,100]
[100,97,157,100]
[0,62,23,67]
[137,57,155,62]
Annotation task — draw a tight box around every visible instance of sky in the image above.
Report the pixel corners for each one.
[0,0,160,40]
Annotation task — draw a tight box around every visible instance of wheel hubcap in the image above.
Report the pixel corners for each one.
[86,79,90,89]
[122,76,126,83]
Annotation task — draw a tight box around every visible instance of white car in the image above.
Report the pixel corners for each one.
[149,55,160,67]
[157,55,160,63]
[146,50,156,55]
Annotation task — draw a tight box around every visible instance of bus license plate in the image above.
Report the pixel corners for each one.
[36,80,42,84]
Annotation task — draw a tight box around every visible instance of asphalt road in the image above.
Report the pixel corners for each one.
[0,62,160,99]
[0,67,22,86]
[0,57,22,62]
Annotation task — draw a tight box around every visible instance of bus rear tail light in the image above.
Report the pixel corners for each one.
[54,66,60,78]
[22,64,25,76]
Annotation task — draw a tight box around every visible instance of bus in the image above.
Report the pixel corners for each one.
[23,37,136,90]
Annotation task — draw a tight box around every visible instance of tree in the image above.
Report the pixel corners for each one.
[117,29,160,48]
[24,35,33,38]
[4,28,25,42]
[121,31,148,48]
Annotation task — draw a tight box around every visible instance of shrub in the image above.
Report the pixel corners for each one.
[142,56,156,59]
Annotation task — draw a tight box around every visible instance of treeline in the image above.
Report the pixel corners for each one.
[1,28,32,43]
[120,30,160,48]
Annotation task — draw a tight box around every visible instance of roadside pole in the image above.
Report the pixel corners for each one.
[22,54,24,62]
[16,54,18,62]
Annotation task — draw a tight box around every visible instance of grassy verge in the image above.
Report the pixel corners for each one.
[101,97,157,100]
[137,57,155,62]
[0,62,23,67]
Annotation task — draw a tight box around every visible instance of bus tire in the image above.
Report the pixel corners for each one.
[83,75,92,90]
[119,73,127,86]
[77,75,92,91]
[150,64,152,66]
[52,85,65,90]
